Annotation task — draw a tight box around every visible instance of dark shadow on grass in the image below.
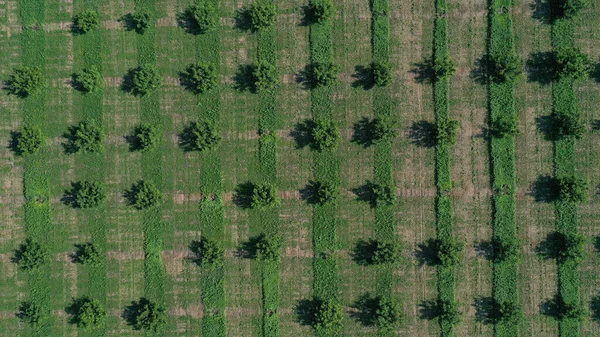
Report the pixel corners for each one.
[351,183,376,208]
[526,52,557,85]
[591,63,600,84]
[591,294,600,322]
[233,64,255,93]
[410,60,434,84]
[471,55,489,85]
[239,235,262,259]
[474,239,494,261]
[234,8,252,32]
[65,297,86,326]
[120,68,136,95]
[419,299,441,320]
[290,120,315,149]
[61,182,80,208]
[233,181,254,209]
[8,131,21,156]
[351,65,374,90]
[591,120,600,132]
[299,5,312,26]
[541,294,562,319]
[351,293,379,326]
[594,237,600,253]
[351,239,377,265]
[415,238,440,267]
[351,117,374,148]
[295,298,315,326]
[535,115,557,141]
[409,120,437,148]
[528,175,558,203]
[176,10,202,35]
[119,13,146,34]
[474,296,497,325]
[530,0,554,24]
[536,232,563,260]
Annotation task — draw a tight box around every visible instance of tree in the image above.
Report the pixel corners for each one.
[490,116,519,138]
[18,302,47,326]
[181,63,218,94]
[436,119,459,146]
[75,243,103,266]
[248,0,277,30]
[130,11,152,34]
[552,113,585,139]
[313,299,344,334]
[66,181,106,209]
[251,183,280,208]
[559,302,587,321]
[372,61,393,87]
[372,241,402,265]
[497,301,523,325]
[187,2,218,33]
[190,237,223,265]
[15,238,48,270]
[558,176,588,203]
[254,234,282,261]
[369,182,396,206]
[74,66,103,93]
[561,0,589,18]
[130,298,167,332]
[130,124,159,152]
[309,0,335,24]
[180,120,221,151]
[309,62,339,87]
[66,122,104,154]
[129,64,161,96]
[73,10,100,33]
[555,232,586,263]
[311,119,341,151]
[491,237,521,264]
[374,296,403,328]
[69,297,107,331]
[439,300,462,326]
[433,55,456,80]
[127,180,162,210]
[307,180,338,204]
[253,61,279,92]
[370,117,398,144]
[555,47,593,80]
[489,53,522,83]
[14,126,44,155]
[437,238,464,268]
[7,66,44,97]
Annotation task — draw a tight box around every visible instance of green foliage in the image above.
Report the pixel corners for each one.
[556,231,586,263]
[437,238,464,268]
[131,123,159,152]
[309,0,335,24]
[439,300,462,327]
[70,297,107,331]
[7,66,44,97]
[18,302,47,326]
[67,181,106,209]
[180,120,221,152]
[374,296,403,328]
[76,243,103,266]
[255,234,282,261]
[249,0,277,30]
[16,238,48,270]
[372,241,402,265]
[372,61,393,87]
[369,182,395,206]
[558,176,588,203]
[75,66,103,93]
[251,183,280,208]
[555,47,593,80]
[311,119,341,151]
[131,298,167,332]
[181,63,218,94]
[309,62,339,87]
[253,61,279,92]
[435,119,459,146]
[309,180,339,204]
[561,0,589,18]
[66,121,104,153]
[490,115,519,138]
[433,55,456,80]
[370,117,398,144]
[187,2,218,33]
[552,113,586,139]
[489,54,522,83]
[313,299,344,334]
[190,237,224,265]
[15,125,44,155]
[130,64,161,96]
[130,11,152,34]
[559,301,588,321]
[127,180,162,210]
[492,237,521,264]
[497,301,523,325]
[73,10,100,33]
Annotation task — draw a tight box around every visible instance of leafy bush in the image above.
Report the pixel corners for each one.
[435,119,459,146]
[180,120,221,152]
[490,116,519,138]
[254,233,282,261]
[66,181,106,209]
[18,302,47,326]
[187,2,218,33]
[251,183,280,208]
[130,11,152,34]
[437,238,464,268]
[15,238,48,270]
[66,121,104,153]
[433,55,456,80]
[372,61,393,87]
[313,299,343,334]
[307,180,338,204]
[439,300,462,326]
[127,180,162,210]
[555,231,586,262]
[75,243,103,266]
[374,296,403,328]
[190,237,223,265]
[311,119,341,151]
[551,113,585,139]
[69,297,106,331]
[130,298,167,332]
[309,0,335,23]
[74,66,103,93]
[561,0,589,18]
[372,241,402,265]
[181,63,218,94]
[555,47,593,80]
[130,124,160,152]
[7,66,44,97]
[248,0,277,30]
[559,302,587,321]
[73,10,101,33]
[252,61,279,92]
[14,126,44,155]
[369,182,395,206]
[497,301,523,325]
[129,64,161,96]
[492,237,521,264]
[309,62,339,87]
[489,54,522,83]
[370,117,398,144]
[558,176,588,203]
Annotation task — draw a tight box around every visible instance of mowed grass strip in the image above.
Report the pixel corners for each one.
[487,1,519,336]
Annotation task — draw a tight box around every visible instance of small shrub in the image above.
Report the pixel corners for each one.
[552,113,585,139]
[492,237,521,264]
[309,62,339,87]
[439,300,462,326]
[181,63,218,94]
[129,64,161,96]
[18,302,47,326]
[555,47,593,80]
[69,297,107,331]
[127,180,162,210]
[367,182,395,206]
[370,117,398,144]
[433,55,456,80]
[255,234,282,261]
[374,296,403,328]
[73,10,100,33]
[130,124,160,152]
[313,299,344,334]
[308,180,338,204]
[558,176,588,203]
[130,298,167,332]
[7,66,44,97]
[252,61,279,92]
[559,302,587,321]
[15,238,48,270]
[311,119,341,151]
[251,183,280,208]
[75,66,103,93]
[489,54,522,83]
[130,11,151,34]
[248,0,277,30]
[66,121,104,153]
[180,121,221,152]
[308,0,335,23]
[66,181,106,209]
[14,126,44,155]
[556,231,586,262]
[497,301,523,325]
[190,237,223,265]
[437,238,464,268]
[372,61,393,87]
[75,243,103,266]
[490,116,519,138]
[187,2,218,33]
[436,119,459,146]
[372,241,402,265]
[561,0,589,18]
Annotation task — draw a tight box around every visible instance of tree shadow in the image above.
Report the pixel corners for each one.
[62,125,83,155]
[409,120,437,148]
[470,55,488,86]
[530,0,555,24]
[591,294,600,322]
[351,117,374,148]
[591,63,600,84]
[12,242,28,265]
[234,7,252,32]
[295,65,314,90]
[233,64,256,93]
[65,297,86,326]
[536,231,562,260]
[351,65,374,90]
[295,298,315,326]
[8,130,22,156]
[178,123,200,153]
[120,68,136,95]
[290,120,315,149]
[474,296,497,325]
[591,120,600,132]
[239,235,262,259]
[233,181,254,209]
[298,5,312,26]
[594,237,600,253]
[411,60,434,84]
[125,126,143,152]
[119,13,143,34]
[188,240,203,265]
[535,115,559,141]
[415,238,440,267]
[541,294,562,319]
[528,175,558,203]
[419,299,441,320]
[72,243,90,264]
[61,182,80,208]
[351,293,378,326]
[122,298,150,329]
[70,73,87,93]
[300,180,331,205]
[176,9,203,35]
[526,52,557,85]
[351,182,376,208]
[474,239,494,261]
[351,239,377,265]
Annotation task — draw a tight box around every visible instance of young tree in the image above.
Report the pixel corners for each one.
[15,238,48,270]
[251,183,280,208]
[66,181,106,209]
[7,66,44,97]
[374,296,403,328]
[18,302,47,326]
[130,124,160,152]
[130,11,152,34]
[497,301,524,325]
[561,0,589,18]
[489,53,522,83]
[555,47,593,80]
[490,116,519,138]
[66,122,104,154]
[370,117,399,144]
[369,182,396,206]
[74,66,103,93]
[252,61,279,92]
[180,120,221,151]
[186,2,218,33]
[492,237,521,264]
[73,10,101,33]
[439,300,462,327]
[254,234,282,261]
[558,176,588,203]
[559,302,588,321]
[75,243,103,266]
[69,297,107,331]
[181,63,218,94]
[311,119,341,151]
[436,238,464,268]
[433,55,456,80]
[190,237,224,265]
[552,113,585,139]
[555,231,586,263]
[436,119,460,146]
[130,298,167,332]
[129,64,161,96]
[372,241,402,265]
[14,126,44,155]
[307,180,339,204]
[309,62,339,87]
[308,0,336,24]
[372,61,393,87]
[127,180,162,210]
[248,0,277,30]
[313,299,344,334]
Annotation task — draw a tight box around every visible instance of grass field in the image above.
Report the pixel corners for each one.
[0,0,600,336]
